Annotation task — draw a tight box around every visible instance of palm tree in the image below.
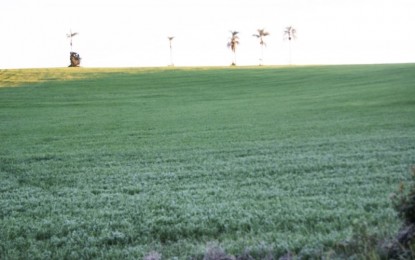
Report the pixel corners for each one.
[168,36,174,66]
[253,29,270,66]
[67,29,81,67]
[66,29,78,52]
[227,31,239,66]
[284,26,297,64]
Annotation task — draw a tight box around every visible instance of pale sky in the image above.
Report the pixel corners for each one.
[1,0,414,68]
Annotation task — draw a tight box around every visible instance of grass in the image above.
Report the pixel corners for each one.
[0,64,414,258]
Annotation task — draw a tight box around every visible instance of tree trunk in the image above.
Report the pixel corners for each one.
[260,45,264,66]
[231,51,236,66]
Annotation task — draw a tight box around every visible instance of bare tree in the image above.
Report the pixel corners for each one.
[253,29,270,66]
[227,31,240,66]
[168,36,175,66]
[284,26,297,64]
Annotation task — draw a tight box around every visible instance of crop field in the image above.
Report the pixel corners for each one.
[1,64,415,259]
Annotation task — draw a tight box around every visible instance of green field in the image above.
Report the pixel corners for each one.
[1,64,414,259]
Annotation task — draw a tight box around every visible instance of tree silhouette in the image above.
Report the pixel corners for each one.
[168,36,174,66]
[227,31,240,66]
[284,26,297,64]
[253,29,270,66]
